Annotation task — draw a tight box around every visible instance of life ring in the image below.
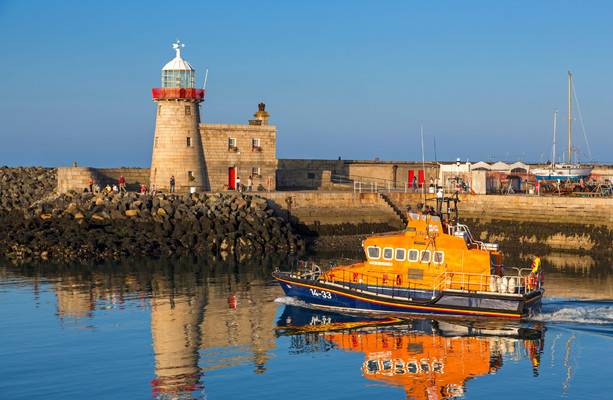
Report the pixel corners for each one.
[266,178,273,186]
[374,157,380,162]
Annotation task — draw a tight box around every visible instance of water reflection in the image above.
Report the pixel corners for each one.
[1,251,611,399]
[0,256,286,399]
[277,305,545,398]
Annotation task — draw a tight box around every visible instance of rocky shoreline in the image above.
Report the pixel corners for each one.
[0,167,305,261]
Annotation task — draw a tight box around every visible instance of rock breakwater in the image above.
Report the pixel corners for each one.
[1,189,305,261]
[0,166,57,210]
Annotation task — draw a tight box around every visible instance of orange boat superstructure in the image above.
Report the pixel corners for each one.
[321,210,502,293]
[274,195,544,319]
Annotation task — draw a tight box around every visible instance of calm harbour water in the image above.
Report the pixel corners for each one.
[1,253,612,399]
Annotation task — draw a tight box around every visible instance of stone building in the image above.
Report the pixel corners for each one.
[149,42,276,193]
[200,104,277,192]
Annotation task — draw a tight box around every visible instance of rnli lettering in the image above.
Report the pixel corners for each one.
[309,288,332,299]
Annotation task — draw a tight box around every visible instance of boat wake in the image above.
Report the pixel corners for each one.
[535,299,613,326]
[274,296,311,308]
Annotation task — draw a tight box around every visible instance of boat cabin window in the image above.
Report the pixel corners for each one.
[408,249,419,262]
[367,246,380,259]
[395,248,406,261]
[420,250,431,263]
[383,247,394,260]
[433,251,444,264]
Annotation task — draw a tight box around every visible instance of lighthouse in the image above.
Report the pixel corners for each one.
[150,41,207,193]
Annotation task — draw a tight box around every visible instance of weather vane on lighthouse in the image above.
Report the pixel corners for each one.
[173,39,185,58]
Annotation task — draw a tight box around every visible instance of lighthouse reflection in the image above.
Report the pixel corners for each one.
[276,306,545,399]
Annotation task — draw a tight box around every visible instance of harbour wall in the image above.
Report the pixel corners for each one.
[259,192,613,255]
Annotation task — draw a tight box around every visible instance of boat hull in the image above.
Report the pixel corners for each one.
[533,166,593,181]
[274,272,543,319]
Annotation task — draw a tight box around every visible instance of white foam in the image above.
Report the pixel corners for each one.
[536,305,613,325]
[274,296,309,307]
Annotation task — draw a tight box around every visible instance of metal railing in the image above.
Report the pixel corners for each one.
[329,173,433,194]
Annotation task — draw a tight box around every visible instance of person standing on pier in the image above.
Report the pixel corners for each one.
[170,176,175,193]
[119,175,126,192]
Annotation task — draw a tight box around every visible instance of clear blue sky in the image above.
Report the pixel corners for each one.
[1,0,611,167]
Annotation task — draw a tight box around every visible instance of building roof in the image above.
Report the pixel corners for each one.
[162,40,195,71]
[471,161,492,170]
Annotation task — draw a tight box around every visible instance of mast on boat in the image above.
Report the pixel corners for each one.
[568,71,572,165]
[552,109,557,166]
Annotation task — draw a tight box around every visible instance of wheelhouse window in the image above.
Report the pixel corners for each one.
[433,251,444,264]
[420,250,431,263]
[367,246,380,259]
[382,247,394,260]
[395,248,406,261]
[408,249,419,262]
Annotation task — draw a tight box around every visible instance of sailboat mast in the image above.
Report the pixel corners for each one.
[568,71,572,165]
[553,109,557,166]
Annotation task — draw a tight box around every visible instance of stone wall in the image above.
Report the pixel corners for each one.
[200,123,277,192]
[380,193,613,226]
[276,159,438,190]
[259,192,405,235]
[57,167,150,193]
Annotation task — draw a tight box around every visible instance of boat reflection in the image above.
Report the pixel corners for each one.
[276,306,545,398]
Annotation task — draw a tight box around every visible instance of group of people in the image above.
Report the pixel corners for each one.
[234,176,253,192]
[140,184,156,195]
[89,175,127,195]
[88,175,160,195]
[422,205,439,217]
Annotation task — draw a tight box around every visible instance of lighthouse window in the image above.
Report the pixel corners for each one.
[420,250,431,263]
[186,137,191,147]
[383,247,394,260]
[433,251,444,264]
[367,246,380,259]
[185,105,191,115]
[407,249,419,262]
[395,248,406,261]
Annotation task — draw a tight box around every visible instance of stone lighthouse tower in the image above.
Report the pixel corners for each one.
[150,41,206,193]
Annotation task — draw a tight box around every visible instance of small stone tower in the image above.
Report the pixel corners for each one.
[150,41,207,193]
